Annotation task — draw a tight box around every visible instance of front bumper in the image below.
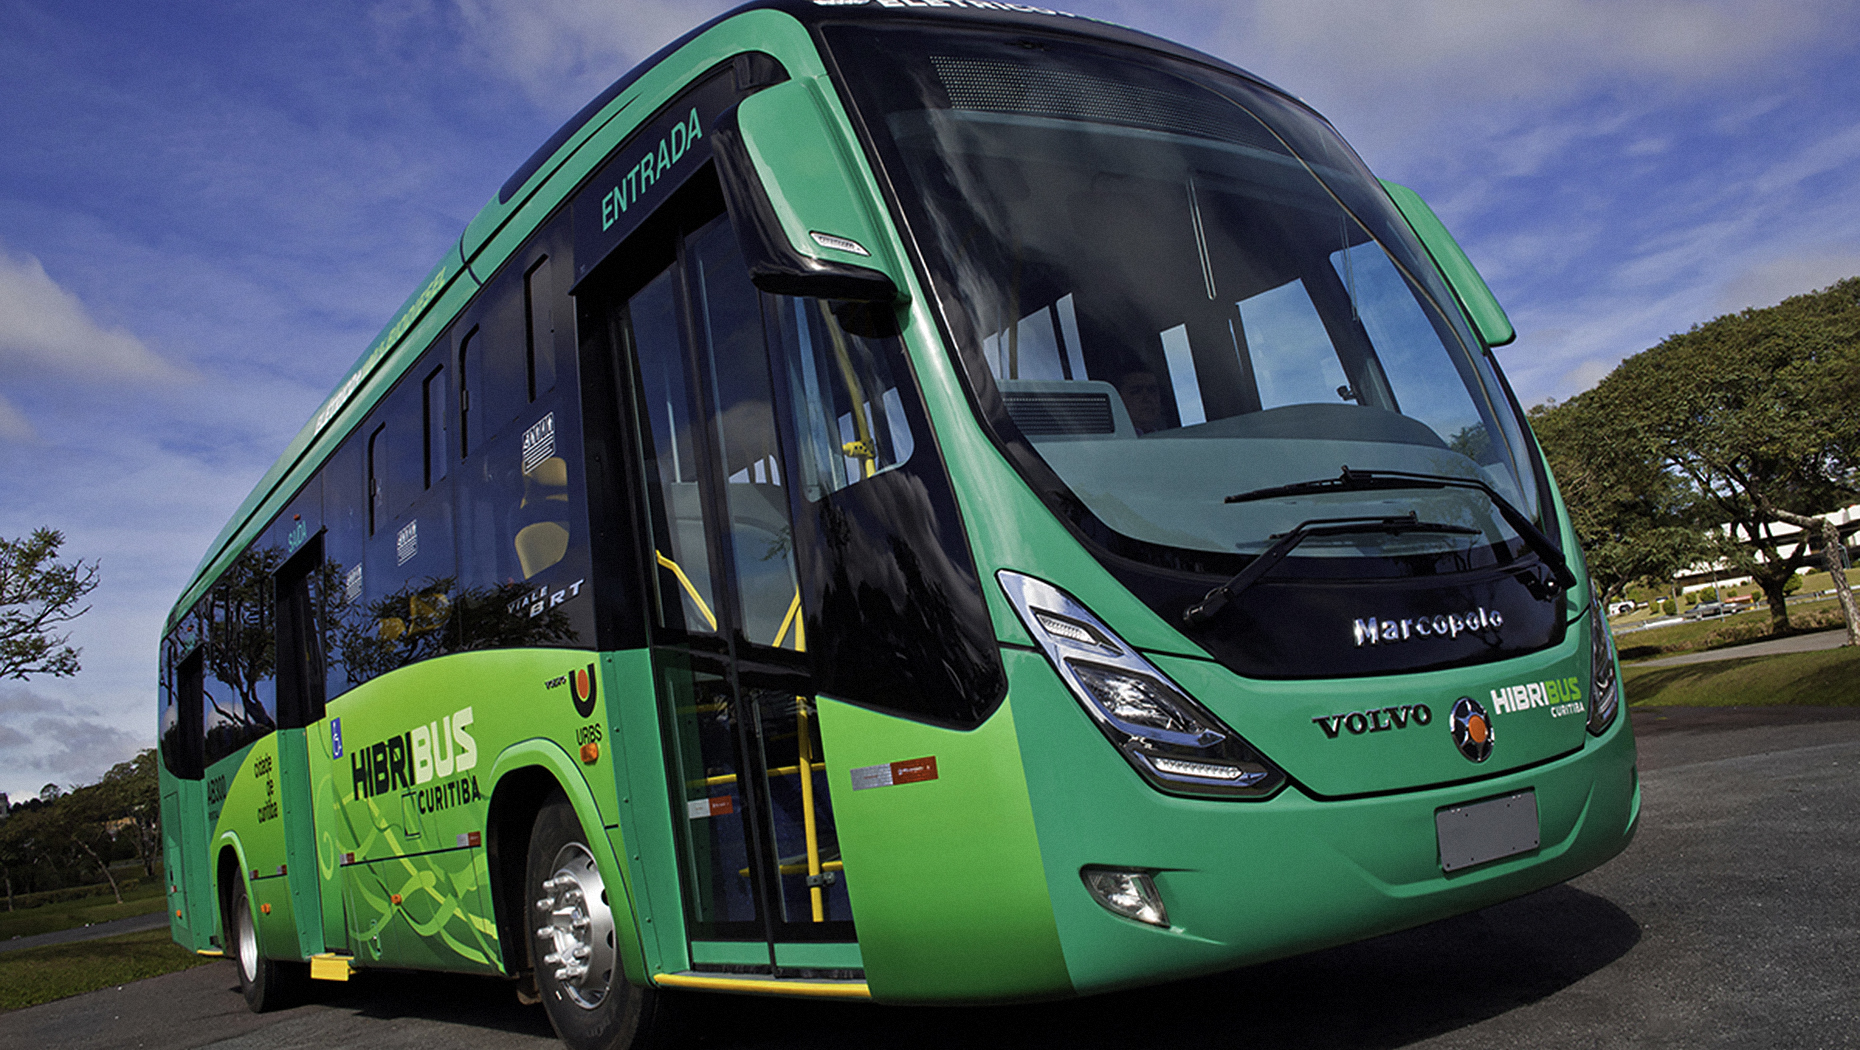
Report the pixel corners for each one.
[1005,650,1640,995]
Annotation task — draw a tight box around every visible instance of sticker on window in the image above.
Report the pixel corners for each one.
[522,412,557,474]
[396,520,418,566]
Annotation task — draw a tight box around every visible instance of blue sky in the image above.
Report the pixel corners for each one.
[2,0,1857,800]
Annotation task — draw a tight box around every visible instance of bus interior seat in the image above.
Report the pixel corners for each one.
[515,456,571,579]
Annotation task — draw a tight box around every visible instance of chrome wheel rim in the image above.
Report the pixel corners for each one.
[534,841,616,1009]
[237,899,259,982]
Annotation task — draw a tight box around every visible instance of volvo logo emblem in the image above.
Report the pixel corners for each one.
[1449,696,1494,763]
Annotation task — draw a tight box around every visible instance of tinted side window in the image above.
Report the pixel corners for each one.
[768,301,1005,728]
[527,257,557,398]
[201,547,278,766]
[463,271,532,450]
[322,433,368,696]
[354,350,459,681]
[160,636,204,780]
[275,533,327,729]
[457,224,593,651]
[424,365,449,488]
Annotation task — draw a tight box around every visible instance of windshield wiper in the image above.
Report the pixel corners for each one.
[1220,465,1577,594]
[1182,513,1482,627]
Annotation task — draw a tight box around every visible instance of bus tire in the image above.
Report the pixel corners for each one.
[528,792,662,1050]
[229,879,305,1012]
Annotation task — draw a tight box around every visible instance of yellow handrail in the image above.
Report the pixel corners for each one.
[798,700,825,921]
[702,697,830,922]
[819,301,877,479]
[655,550,717,630]
[773,590,806,652]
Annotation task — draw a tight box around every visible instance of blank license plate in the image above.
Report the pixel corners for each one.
[1436,790,1539,872]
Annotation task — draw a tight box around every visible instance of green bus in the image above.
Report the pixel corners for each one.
[157,2,1638,1046]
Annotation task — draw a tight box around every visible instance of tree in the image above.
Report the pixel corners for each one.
[95,751,161,878]
[1,528,100,680]
[0,751,163,909]
[1582,277,1860,638]
[1529,394,1707,603]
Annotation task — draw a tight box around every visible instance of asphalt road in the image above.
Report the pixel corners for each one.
[5,705,1856,1050]
[0,911,172,955]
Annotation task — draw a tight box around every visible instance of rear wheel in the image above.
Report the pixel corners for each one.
[229,879,305,1012]
[527,792,664,1050]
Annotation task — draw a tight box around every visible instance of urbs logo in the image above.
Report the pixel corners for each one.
[545,663,599,718]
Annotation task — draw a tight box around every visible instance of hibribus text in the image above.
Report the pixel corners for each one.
[352,706,477,800]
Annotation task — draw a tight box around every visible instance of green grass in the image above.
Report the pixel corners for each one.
[0,927,217,1013]
[0,878,168,941]
[1616,599,1847,662]
[1625,645,1860,708]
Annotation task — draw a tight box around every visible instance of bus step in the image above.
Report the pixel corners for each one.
[654,971,869,999]
[309,953,354,982]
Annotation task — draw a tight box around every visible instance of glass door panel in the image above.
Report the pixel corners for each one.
[687,219,803,653]
[626,263,719,638]
[658,658,761,934]
[749,688,851,924]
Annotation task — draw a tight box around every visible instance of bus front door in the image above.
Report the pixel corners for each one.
[614,198,857,973]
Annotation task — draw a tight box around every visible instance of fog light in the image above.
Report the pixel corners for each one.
[1081,867,1168,927]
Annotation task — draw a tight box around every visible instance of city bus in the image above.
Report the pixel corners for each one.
[156,2,1638,1047]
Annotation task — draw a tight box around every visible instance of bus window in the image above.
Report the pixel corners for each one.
[423,364,448,488]
[526,257,557,400]
[1329,242,1489,457]
[367,424,386,536]
[768,297,1003,728]
[455,229,592,653]
[353,361,461,678]
[1236,278,1350,411]
[688,217,802,650]
[320,434,368,697]
[626,263,718,638]
[462,271,532,448]
[274,534,327,729]
[771,298,916,501]
[162,641,203,780]
[201,550,278,766]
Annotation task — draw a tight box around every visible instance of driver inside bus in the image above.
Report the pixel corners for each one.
[1117,368,1164,435]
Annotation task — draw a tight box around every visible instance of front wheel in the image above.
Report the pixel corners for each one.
[527,792,663,1050]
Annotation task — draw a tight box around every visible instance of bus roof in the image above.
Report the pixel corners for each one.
[169,0,1290,629]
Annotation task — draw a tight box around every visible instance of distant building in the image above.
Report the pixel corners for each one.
[1675,502,1860,593]
[0,792,9,820]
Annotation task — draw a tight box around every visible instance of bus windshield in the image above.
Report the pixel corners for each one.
[827,24,1544,570]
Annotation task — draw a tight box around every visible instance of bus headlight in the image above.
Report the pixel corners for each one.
[999,571,1285,799]
[1587,599,1620,736]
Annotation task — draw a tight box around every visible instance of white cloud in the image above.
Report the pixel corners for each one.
[0,686,143,800]
[447,0,730,113]
[1716,252,1860,314]
[0,244,187,386]
[1232,0,1838,102]
[0,395,32,442]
